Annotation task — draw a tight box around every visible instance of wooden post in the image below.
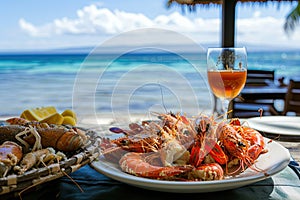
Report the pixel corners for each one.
[213,0,237,118]
[222,0,237,47]
[224,0,237,118]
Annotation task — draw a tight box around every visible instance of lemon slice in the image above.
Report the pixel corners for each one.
[61,109,77,122]
[62,116,76,126]
[40,113,64,125]
[20,106,57,121]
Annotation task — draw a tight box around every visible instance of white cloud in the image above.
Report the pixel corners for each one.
[154,12,198,32]
[19,5,155,36]
[19,4,218,37]
[19,18,48,37]
[253,11,261,18]
[237,16,300,48]
[18,3,300,48]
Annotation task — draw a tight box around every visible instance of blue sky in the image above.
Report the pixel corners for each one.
[0,0,299,51]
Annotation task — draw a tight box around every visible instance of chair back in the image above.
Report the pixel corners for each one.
[283,79,300,115]
[246,69,275,86]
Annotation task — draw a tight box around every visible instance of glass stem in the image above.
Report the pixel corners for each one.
[221,99,230,120]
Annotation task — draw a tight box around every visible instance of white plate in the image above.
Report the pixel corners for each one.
[246,116,300,136]
[91,138,290,193]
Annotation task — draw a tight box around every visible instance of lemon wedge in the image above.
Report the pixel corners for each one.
[20,106,57,121]
[62,116,77,126]
[20,107,78,125]
[40,113,64,125]
[61,109,77,122]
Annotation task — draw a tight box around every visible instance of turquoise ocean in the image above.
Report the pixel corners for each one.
[1,51,300,122]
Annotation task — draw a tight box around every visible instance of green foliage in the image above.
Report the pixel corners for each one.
[284,1,300,35]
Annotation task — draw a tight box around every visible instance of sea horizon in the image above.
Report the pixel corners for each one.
[1,49,299,124]
[1,42,300,55]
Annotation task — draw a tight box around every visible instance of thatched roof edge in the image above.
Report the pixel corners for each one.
[167,0,298,12]
[168,0,297,6]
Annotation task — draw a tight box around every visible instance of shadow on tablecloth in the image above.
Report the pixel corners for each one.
[3,161,300,200]
[57,163,299,200]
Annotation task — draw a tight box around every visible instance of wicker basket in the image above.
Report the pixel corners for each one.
[0,128,101,197]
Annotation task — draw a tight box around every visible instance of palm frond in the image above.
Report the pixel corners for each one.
[284,1,300,35]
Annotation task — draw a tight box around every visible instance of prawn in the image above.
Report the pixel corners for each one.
[217,119,266,173]
[119,152,192,180]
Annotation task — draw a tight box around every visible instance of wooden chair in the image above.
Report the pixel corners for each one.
[230,69,276,118]
[246,69,275,86]
[270,79,300,116]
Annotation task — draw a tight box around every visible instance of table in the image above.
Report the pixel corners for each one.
[230,84,288,118]
[3,159,300,200]
[279,141,300,163]
[3,143,299,200]
[1,117,300,200]
[240,85,287,101]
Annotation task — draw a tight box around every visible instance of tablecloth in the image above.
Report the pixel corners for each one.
[4,159,298,200]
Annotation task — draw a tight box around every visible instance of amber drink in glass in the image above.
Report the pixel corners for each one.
[207,47,247,120]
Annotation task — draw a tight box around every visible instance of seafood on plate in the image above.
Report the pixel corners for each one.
[100,113,267,181]
[217,119,267,173]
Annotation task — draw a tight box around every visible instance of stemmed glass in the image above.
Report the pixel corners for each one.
[207,47,247,120]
